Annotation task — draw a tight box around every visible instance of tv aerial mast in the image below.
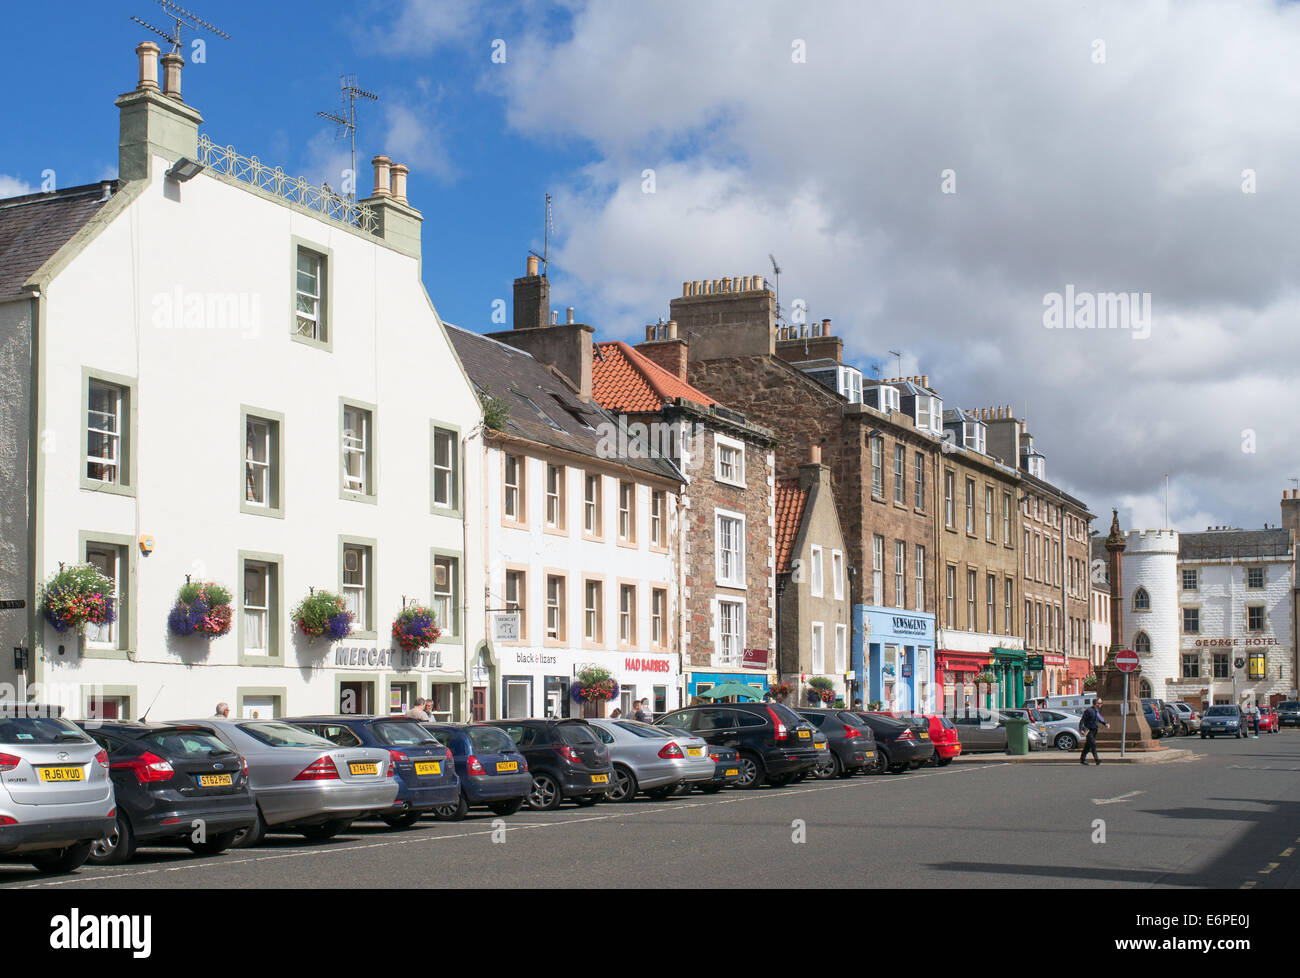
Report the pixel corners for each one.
[528,193,554,275]
[131,0,229,54]
[317,74,380,201]
[768,253,783,324]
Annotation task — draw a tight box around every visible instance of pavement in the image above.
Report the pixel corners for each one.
[953,746,1196,764]
[3,730,1297,889]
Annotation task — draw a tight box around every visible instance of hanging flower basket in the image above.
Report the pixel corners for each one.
[808,676,836,704]
[1083,673,1098,690]
[392,604,442,652]
[1023,673,1036,686]
[973,671,997,686]
[167,580,233,638]
[40,563,116,636]
[292,590,354,642]
[571,666,619,703]
[768,681,794,699]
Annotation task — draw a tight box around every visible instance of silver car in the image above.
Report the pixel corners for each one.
[0,705,116,874]
[586,719,715,802]
[1032,709,1088,751]
[192,718,397,845]
[1170,702,1201,734]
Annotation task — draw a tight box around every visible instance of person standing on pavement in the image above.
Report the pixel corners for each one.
[1078,698,1109,766]
[634,699,653,723]
[1250,705,1260,738]
[405,698,431,721]
[214,702,230,718]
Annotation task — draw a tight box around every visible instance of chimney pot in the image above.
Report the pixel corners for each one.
[667,320,678,339]
[527,254,540,277]
[722,276,732,292]
[389,163,409,204]
[160,51,185,101]
[755,275,764,291]
[822,318,831,335]
[566,306,575,324]
[550,309,559,325]
[807,444,822,465]
[371,156,392,198]
[645,324,654,341]
[682,281,690,296]
[135,41,161,92]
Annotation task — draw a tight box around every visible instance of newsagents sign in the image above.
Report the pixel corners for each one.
[890,615,930,638]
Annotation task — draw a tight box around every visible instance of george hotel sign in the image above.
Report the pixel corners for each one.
[333,645,446,670]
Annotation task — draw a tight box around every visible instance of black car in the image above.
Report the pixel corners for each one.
[78,721,258,864]
[486,719,612,811]
[1140,699,1166,738]
[1277,701,1300,728]
[657,726,743,794]
[851,712,935,773]
[422,722,533,818]
[287,715,460,827]
[796,708,877,778]
[655,702,819,789]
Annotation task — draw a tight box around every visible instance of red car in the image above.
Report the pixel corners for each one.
[870,712,961,766]
[1256,706,1280,733]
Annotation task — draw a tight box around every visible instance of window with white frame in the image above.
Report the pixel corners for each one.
[716,512,745,587]
[619,584,636,645]
[584,580,603,642]
[85,543,121,647]
[810,545,824,597]
[651,588,667,647]
[872,535,884,605]
[545,463,564,528]
[245,416,272,507]
[894,540,905,607]
[986,574,996,634]
[295,247,326,340]
[433,555,458,637]
[503,454,523,521]
[651,490,665,547]
[944,471,955,528]
[871,438,883,496]
[342,544,371,631]
[584,473,601,534]
[1247,567,1265,590]
[243,561,272,655]
[717,599,744,664]
[966,569,977,630]
[832,551,844,600]
[433,428,458,510]
[505,569,526,640]
[915,545,925,612]
[985,487,994,539]
[893,444,905,504]
[86,380,125,485]
[1181,568,1198,591]
[945,565,957,627]
[715,435,745,487]
[1003,491,1012,544]
[811,623,825,673]
[618,481,635,541]
[965,478,975,533]
[342,405,372,496]
[1005,576,1014,634]
[834,624,848,674]
[546,575,565,640]
[914,452,926,509]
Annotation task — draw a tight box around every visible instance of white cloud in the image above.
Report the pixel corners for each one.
[490,0,1300,531]
[0,174,35,197]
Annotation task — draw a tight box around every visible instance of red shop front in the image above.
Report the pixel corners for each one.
[935,650,994,717]
[1065,656,1093,695]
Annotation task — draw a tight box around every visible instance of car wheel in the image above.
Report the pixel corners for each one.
[1055,733,1078,751]
[608,765,638,803]
[300,819,351,842]
[431,792,469,822]
[489,798,525,817]
[30,841,93,875]
[186,829,240,856]
[812,752,837,780]
[88,811,135,866]
[527,772,563,811]
[387,809,428,828]
[233,806,269,849]
[734,753,764,790]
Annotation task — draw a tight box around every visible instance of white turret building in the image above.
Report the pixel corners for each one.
[1121,529,1180,700]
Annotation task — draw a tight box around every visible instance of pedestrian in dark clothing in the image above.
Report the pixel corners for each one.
[1078,698,1109,766]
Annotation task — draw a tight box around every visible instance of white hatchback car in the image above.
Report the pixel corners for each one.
[0,704,116,873]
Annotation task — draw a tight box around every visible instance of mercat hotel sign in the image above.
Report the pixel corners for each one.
[333,645,446,670]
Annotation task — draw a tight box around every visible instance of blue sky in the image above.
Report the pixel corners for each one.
[5,1,1300,532]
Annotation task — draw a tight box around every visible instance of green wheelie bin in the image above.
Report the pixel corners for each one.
[1003,716,1030,755]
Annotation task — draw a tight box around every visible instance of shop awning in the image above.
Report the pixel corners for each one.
[698,681,764,701]
[936,651,992,673]
[992,647,1026,663]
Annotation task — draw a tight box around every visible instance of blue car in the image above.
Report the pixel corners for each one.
[287,716,460,827]
[422,723,533,819]
[1200,705,1244,739]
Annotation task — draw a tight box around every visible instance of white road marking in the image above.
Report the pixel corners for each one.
[1091,790,1144,806]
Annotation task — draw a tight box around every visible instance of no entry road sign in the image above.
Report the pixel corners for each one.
[1116,649,1140,673]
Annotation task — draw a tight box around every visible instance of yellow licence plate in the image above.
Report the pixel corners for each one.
[687,747,704,757]
[798,730,811,739]
[414,761,441,776]
[198,773,233,787]
[349,762,379,776]
[591,774,609,784]
[39,766,83,783]
[815,742,828,750]
[496,761,518,772]
[865,751,875,758]
[919,732,930,739]
[725,768,739,776]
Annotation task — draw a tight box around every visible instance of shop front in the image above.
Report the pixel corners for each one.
[1066,656,1093,695]
[991,647,1027,709]
[853,607,935,714]
[686,648,772,705]
[499,647,683,719]
[935,648,993,719]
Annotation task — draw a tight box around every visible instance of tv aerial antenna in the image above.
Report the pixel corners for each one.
[528,194,554,275]
[768,253,783,324]
[131,1,229,54]
[317,74,380,201]
[888,350,903,379]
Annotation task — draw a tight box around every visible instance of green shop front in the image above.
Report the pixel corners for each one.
[991,647,1028,709]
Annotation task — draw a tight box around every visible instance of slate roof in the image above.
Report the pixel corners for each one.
[591,340,718,414]
[774,478,808,575]
[445,325,683,482]
[1179,527,1292,561]
[0,182,118,299]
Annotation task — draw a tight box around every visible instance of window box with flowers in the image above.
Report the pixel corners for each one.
[807,676,836,704]
[291,590,354,644]
[167,579,233,638]
[40,563,116,637]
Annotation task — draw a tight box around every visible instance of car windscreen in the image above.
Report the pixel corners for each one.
[139,728,235,757]
[934,717,955,730]
[614,721,671,739]
[371,720,440,747]
[558,723,600,745]
[0,716,91,745]
[1205,706,1238,716]
[467,726,516,754]
[238,721,336,748]
[1280,702,1300,710]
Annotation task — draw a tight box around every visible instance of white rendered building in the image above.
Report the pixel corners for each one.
[0,43,484,720]
[1120,530,1181,700]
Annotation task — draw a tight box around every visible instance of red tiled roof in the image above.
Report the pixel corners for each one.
[774,478,808,575]
[591,341,718,414]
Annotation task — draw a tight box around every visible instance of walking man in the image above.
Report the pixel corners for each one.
[1078,697,1109,766]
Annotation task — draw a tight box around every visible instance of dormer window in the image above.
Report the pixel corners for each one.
[962,421,986,454]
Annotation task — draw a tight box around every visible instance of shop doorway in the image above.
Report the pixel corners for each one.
[471,686,487,721]
[544,676,571,719]
[504,677,532,718]
[339,681,375,715]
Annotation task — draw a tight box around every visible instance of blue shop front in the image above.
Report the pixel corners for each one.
[852,607,936,713]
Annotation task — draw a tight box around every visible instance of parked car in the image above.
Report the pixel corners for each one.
[1256,706,1279,734]
[1200,705,1243,739]
[996,708,1048,750]
[1277,701,1300,728]
[287,716,459,827]
[586,718,714,801]
[851,712,934,773]
[1160,702,1181,737]
[918,715,961,766]
[0,705,116,874]
[1141,699,1166,738]
[656,727,742,793]
[79,721,257,864]
[1028,709,1085,751]
[950,710,1043,753]
[421,722,532,817]
[486,718,613,811]
[796,708,877,778]
[655,702,819,788]
[1170,702,1201,734]
[192,718,397,845]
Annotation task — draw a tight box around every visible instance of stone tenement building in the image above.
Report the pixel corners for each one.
[667,276,939,713]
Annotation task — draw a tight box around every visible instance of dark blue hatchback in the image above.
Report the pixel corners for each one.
[422,723,532,819]
[287,716,459,827]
